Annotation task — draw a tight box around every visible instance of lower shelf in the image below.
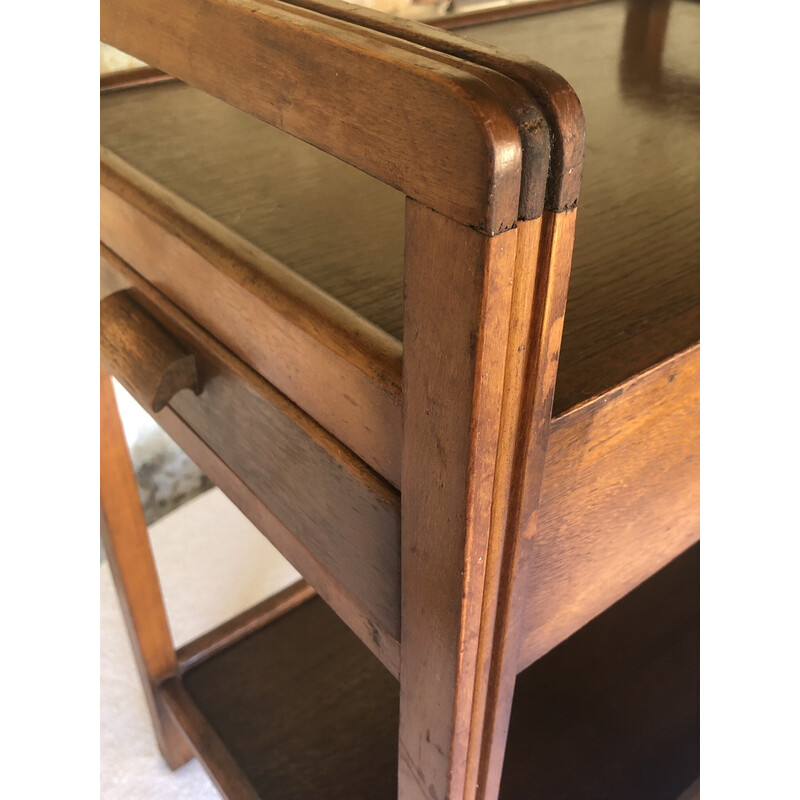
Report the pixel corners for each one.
[173,544,699,799]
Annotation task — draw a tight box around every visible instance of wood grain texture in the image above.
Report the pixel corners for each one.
[284,0,583,214]
[500,543,699,799]
[100,291,199,412]
[100,0,523,233]
[400,201,519,800]
[100,367,192,769]
[155,401,401,676]
[101,248,402,672]
[468,208,577,800]
[174,547,697,799]
[161,679,262,800]
[182,596,400,800]
[519,344,700,670]
[100,0,698,412]
[277,0,554,218]
[465,0,699,414]
[100,150,403,486]
[176,580,315,672]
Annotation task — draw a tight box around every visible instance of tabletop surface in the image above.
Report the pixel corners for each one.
[101,0,699,415]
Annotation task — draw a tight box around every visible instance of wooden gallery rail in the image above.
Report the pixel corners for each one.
[99,0,700,798]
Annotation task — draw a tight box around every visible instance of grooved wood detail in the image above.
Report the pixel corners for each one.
[101,0,699,413]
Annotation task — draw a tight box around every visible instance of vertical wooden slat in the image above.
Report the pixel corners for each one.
[99,366,192,769]
[470,208,578,800]
[399,199,519,800]
[400,205,578,800]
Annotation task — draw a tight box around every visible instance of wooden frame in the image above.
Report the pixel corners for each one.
[100,0,699,797]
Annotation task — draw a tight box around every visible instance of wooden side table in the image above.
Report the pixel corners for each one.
[100,1,699,797]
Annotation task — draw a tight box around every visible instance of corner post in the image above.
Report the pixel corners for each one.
[100,366,193,769]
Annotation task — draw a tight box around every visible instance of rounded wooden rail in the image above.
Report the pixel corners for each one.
[100,290,201,412]
[100,0,524,234]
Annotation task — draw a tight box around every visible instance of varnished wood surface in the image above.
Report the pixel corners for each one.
[100,87,406,339]
[101,248,402,674]
[519,343,700,669]
[101,0,698,411]
[101,0,523,234]
[101,150,403,487]
[176,580,315,672]
[500,542,699,799]
[183,595,400,800]
[468,0,699,413]
[162,678,262,800]
[100,368,193,769]
[101,245,697,678]
[100,290,199,412]
[278,0,576,216]
[179,545,698,799]
[400,201,520,800]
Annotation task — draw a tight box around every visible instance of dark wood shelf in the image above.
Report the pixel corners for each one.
[178,543,699,799]
[100,0,698,418]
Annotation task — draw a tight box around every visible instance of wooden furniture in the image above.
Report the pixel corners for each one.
[100,0,699,797]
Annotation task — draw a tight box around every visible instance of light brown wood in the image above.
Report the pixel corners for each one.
[100,290,199,412]
[255,0,554,219]
[400,199,520,800]
[98,3,698,796]
[100,65,173,92]
[99,366,192,769]
[100,0,524,233]
[100,150,403,486]
[284,0,584,214]
[519,344,700,670]
[176,580,316,672]
[155,402,401,677]
[468,207,577,800]
[100,0,699,416]
[167,550,697,800]
[101,246,402,673]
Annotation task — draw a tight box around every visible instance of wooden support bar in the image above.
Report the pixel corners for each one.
[101,0,523,233]
[100,366,193,769]
[101,290,200,413]
[161,678,261,800]
[400,200,520,800]
[177,580,316,672]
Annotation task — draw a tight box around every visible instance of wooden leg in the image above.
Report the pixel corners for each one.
[400,204,577,800]
[100,366,193,769]
[469,209,577,800]
[400,201,521,800]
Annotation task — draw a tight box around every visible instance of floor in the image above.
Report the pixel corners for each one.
[100,487,300,798]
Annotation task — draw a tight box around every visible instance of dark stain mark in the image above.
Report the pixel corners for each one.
[367,619,382,649]
[468,331,478,361]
